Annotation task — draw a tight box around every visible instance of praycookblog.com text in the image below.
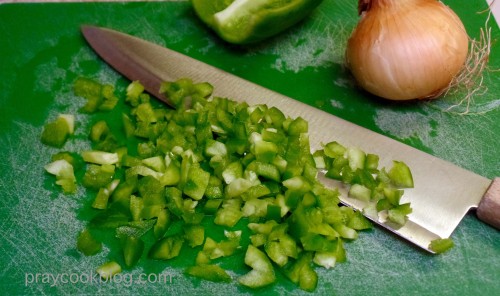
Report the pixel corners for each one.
[25,270,174,287]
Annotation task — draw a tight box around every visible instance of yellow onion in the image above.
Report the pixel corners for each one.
[346,0,469,100]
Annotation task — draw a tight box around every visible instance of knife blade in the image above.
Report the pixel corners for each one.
[81,25,499,253]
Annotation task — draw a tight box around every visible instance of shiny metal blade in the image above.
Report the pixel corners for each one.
[81,25,493,253]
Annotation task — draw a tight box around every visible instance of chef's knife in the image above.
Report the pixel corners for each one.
[81,25,499,253]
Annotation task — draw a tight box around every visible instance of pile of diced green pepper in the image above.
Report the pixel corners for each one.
[42,77,429,291]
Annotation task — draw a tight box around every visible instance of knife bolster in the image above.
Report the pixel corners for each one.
[477,178,500,230]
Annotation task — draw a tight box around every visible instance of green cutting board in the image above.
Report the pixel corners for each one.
[1,1,499,295]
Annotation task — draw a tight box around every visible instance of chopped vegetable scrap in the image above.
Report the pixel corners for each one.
[41,114,74,148]
[315,144,415,226]
[41,77,434,292]
[429,238,454,254]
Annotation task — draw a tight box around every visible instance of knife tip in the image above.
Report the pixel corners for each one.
[80,25,100,36]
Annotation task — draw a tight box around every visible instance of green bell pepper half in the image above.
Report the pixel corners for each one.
[191,0,325,44]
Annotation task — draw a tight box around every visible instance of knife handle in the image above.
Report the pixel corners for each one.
[477,178,500,229]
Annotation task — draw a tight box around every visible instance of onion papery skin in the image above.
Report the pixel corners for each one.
[346,0,469,101]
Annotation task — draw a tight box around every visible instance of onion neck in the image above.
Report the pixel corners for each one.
[358,0,428,15]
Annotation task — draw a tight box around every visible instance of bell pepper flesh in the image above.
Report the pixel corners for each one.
[122,236,145,268]
[148,234,185,260]
[191,0,325,44]
[186,264,232,282]
[41,114,74,148]
[238,245,276,288]
[76,229,102,256]
[96,261,122,280]
[429,238,454,254]
[44,159,77,194]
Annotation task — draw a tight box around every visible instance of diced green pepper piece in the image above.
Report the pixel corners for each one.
[383,187,404,206]
[287,117,308,135]
[82,164,115,190]
[193,81,214,98]
[126,80,145,106]
[204,199,223,214]
[325,156,348,180]
[130,196,144,222]
[96,261,122,280]
[365,153,379,172]
[264,241,288,267]
[112,180,136,208]
[215,199,243,227]
[90,120,109,143]
[388,161,414,188]
[346,210,372,230]
[138,175,165,206]
[186,264,232,283]
[74,77,101,100]
[266,204,281,221]
[99,84,119,111]
[203,232,241,259]
[184,224,205,248]
[159,78,194,108]
[313,251,337,269]
[92,187,110,210]
[301,233,338,252]
[122,113,136,138]
[205,176,224,200]
[333,223,358,240]
[165,186,184,218]
[322,141,346,158]
[242,198,272,218]
[348,184,371,202]
[74,77,103,113]
[44,159,77,194]
[76,229,102,256]
[137,141,157,158]
[82,151,119,165]
[161,162,181,186]
[241,184,271,201]
[122,236,144,268]
[253,140,278,163]
[195,250,211,265]
[205,139,228,157]
[135,102,158,123]
[89,208,130,229]
[154,208,171,239]
[148,234,185,260]
[283,252,318,292]
[387,203,412,226]
[264,224,298,267]
[248,220,279,236]
[265,107,286,128]
[347,147,366,171]
[429,238,454,254]
[41,115,73,148]
[376,198,392,212]
[282,176,312,194]
[142,156,166,173]
[115,220,155,239]
[50,151,78,167]
[225,178,253,198]
[238,245,276,289]
[183,165,210,200]
[250,161,280,182]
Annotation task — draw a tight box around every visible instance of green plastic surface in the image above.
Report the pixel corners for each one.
[0,1,499,295]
